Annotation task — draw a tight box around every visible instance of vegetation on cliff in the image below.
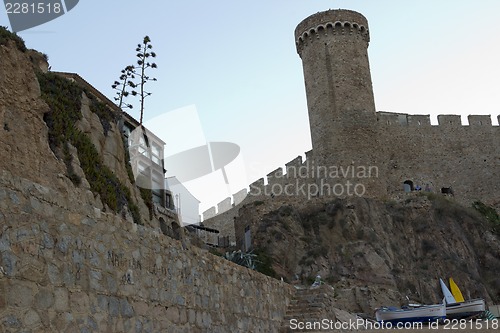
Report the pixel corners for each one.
[37,72,143,224]
[0,26,26,52]
[473,200,500,236]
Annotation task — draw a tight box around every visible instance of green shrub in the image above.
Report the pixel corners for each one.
[0,26,27,52]
[139,188,153,220]
[429,194,463,222]
[38,72,83,151]
[253,248,277,278]
[123,139,135,183]
[473,201,500,236]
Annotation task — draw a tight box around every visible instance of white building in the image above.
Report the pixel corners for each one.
[165,176,200,226]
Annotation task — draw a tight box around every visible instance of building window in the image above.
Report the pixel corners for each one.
[138,135,149,157]
[152,190,163,205]
[166,193,173,209]
[151,143,162,165]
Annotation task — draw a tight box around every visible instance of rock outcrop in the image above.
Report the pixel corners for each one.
[0,40,59,186]
[237,194,500,314]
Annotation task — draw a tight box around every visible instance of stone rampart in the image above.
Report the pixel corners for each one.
[204,109,499,243]
[202,153,317,242]
[0,170,294,332]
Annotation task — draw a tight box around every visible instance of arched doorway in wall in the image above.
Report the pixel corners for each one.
[403,180,414,193]
[441,187,454,196]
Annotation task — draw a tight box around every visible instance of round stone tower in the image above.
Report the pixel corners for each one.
[295,9,382,196]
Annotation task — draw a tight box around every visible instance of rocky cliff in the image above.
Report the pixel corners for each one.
[0,32,152,226]
[237,194,500,314]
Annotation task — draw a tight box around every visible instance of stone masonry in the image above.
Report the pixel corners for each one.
[0,170,294,332]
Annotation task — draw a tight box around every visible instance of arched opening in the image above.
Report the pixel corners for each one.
[441,187,454,196]
[403,180,414,193]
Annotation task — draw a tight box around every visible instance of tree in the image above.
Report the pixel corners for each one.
[112,35,157,125]
[135,36,157,124]
[112,65,137,111]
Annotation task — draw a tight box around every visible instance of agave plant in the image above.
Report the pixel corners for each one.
[224,250,257,270]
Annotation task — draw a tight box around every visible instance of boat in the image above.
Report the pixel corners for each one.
[440,277,486,319]
[375,302,446,324]
[445,298,486,319]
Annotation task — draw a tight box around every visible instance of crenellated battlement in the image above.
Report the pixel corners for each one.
[295,9,370,56]
[202,153,314,221]
[295,21,369,55]
[438,115,462,127]
[377,111,499,127]
[408,114,432,126]
[468,115,493,126]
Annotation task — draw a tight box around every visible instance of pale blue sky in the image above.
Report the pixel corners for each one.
[2,1,499,212]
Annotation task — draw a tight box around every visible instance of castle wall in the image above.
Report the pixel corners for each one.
[202,182,270,245]
[376,113,500,208]
[0,170,294,332]
[204,110,499,245]
[202,205,239,245]
[203,154,320,243]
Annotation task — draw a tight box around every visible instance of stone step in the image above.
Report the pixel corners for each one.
[280,286,337,333]
[285,310,324,318]
[288,302,325,309]
[294,290,328,295]
[284,310,324,318]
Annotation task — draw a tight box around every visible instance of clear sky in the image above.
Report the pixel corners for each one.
[2,0,499,214]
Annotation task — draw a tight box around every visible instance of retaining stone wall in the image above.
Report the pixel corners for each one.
[0,170,294,332]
